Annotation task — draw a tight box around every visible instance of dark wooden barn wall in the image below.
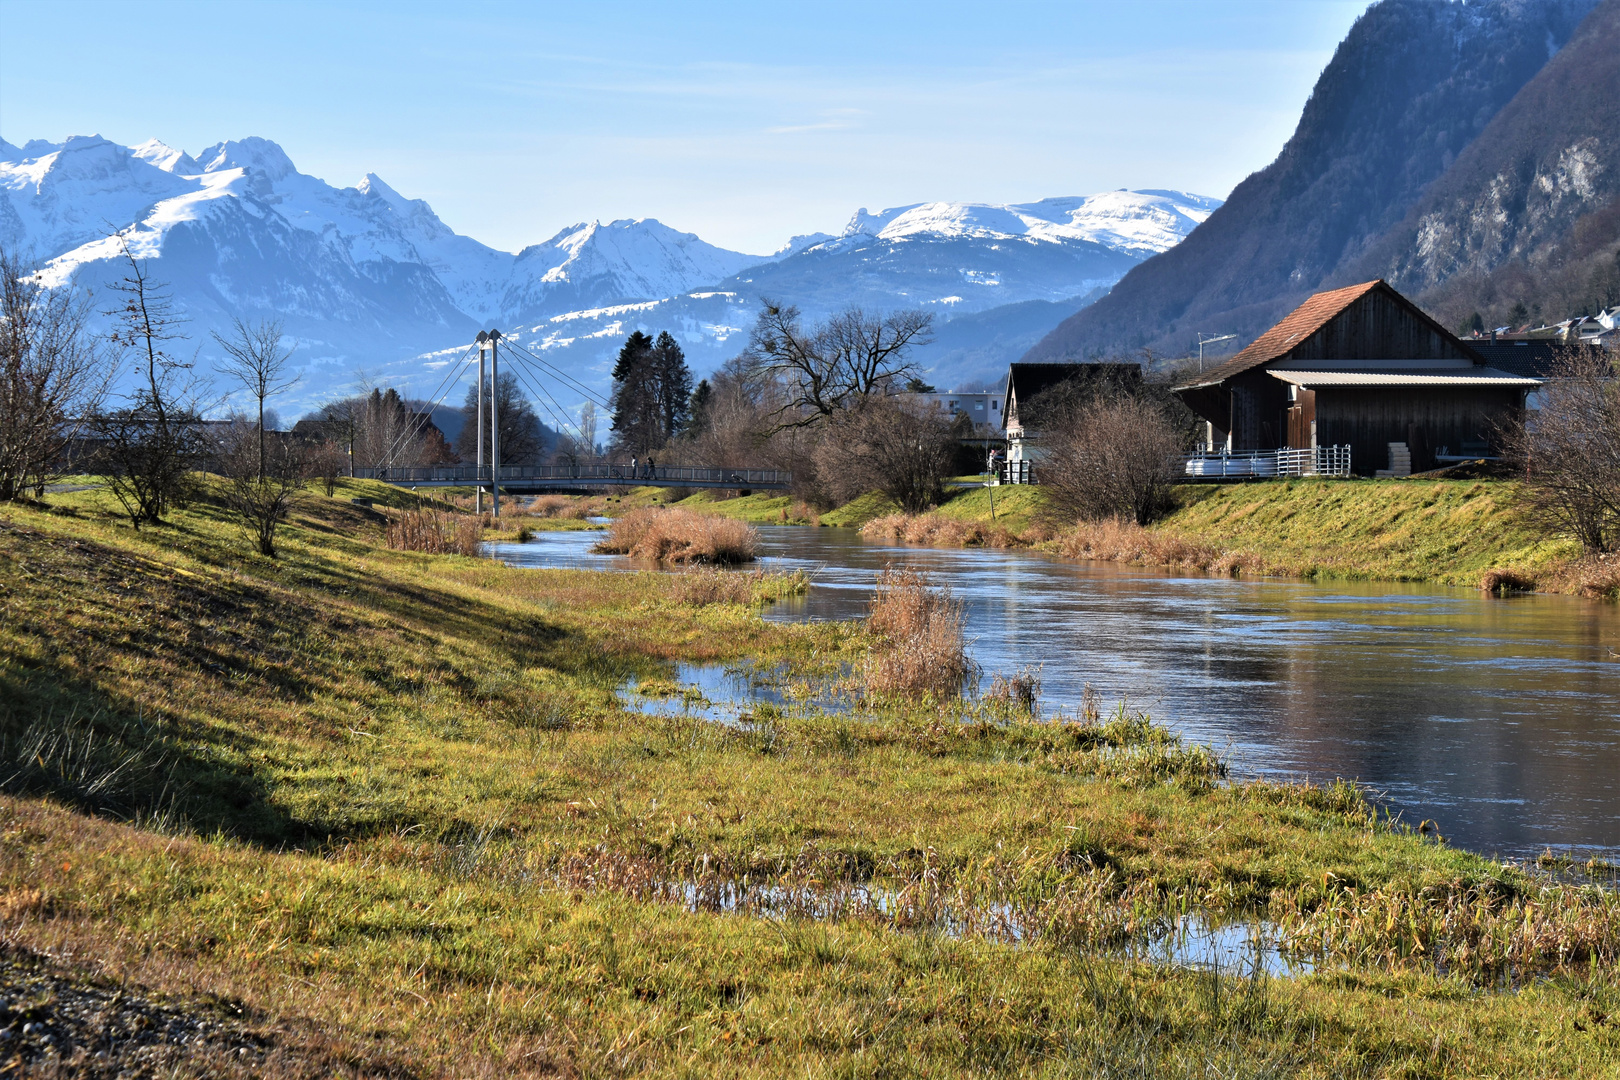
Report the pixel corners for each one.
[1317,387,1520,474]
[1290,289,1477,364]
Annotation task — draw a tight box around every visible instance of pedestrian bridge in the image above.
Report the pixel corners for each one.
[352,464,791,492]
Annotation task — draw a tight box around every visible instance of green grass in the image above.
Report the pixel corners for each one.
[1,479,1617,1076]
[1162,479,1575,585]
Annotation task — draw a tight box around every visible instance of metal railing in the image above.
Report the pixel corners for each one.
[1181,445,1352,479]
[352,463,793,487]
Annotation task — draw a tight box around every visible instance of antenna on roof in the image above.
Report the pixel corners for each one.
[1197,333,1237,372]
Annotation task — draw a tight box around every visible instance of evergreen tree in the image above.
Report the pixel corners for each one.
[651,331,692,440]
[609,330,661,456]
[683,378,713,438]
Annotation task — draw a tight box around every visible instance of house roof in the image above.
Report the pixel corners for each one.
[1182,279,1485,393]
[1004,362,1142,430]
[1268,368,1539,388]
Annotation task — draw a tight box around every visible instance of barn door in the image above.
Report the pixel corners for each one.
[1286,389,1317,449]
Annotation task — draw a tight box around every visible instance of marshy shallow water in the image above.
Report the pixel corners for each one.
[487,525,1620,862]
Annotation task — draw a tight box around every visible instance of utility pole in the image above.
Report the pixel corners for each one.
[1197,333,1237,372]
[475,331,487,514]
[489,329,502,518]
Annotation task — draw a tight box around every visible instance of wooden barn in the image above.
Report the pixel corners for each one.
[1173,280,1540,475]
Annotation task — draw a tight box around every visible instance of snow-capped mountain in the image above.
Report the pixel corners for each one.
[0,132,1219,413]
[835,192,1218,256]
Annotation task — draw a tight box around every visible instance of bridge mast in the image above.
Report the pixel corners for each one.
[475,331,487,514]
[489,329,501,518]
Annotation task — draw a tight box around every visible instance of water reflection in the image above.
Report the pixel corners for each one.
[487,527,1620,860]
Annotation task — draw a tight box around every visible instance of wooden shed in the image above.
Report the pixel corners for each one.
[1173,280,1540,475]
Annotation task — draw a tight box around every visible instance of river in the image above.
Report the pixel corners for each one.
[487,525,1620,862]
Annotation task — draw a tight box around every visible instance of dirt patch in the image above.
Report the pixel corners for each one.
[0,942,415,1079]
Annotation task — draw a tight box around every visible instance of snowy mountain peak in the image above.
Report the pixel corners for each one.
[830,191,1219,256]
[130,138,201,174]
[356,171,408,206]
[197,137,296,182]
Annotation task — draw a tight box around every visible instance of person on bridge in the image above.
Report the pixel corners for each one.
[629,456,637,481]
[646,455,656,480]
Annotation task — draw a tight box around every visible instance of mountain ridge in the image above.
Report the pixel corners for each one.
[1021,0,1603,366]
[0,132,1217,411]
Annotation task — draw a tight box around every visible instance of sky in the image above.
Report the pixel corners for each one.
[1,0,1369,256]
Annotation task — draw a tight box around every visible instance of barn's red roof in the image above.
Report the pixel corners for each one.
[1198,280,1382,384]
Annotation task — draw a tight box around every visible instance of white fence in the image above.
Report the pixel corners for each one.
[1181,445,1352,479]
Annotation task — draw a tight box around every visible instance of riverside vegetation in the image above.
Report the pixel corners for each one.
[1,481,1619,1076]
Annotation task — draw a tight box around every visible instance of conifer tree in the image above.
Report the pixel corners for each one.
[651,331,692,440]
[608,330,661,456]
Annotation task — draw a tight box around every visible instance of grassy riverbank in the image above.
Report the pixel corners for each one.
[852,478,1598,592]
[2,483,1618,1075]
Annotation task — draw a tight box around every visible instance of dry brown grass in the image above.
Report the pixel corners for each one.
[1479,567,1539,594]
[526,494,592,519]
[669,566,812,606]
[1057,518,1273,576]
[591,507,759,564]
[863,567,975,700]
[1536,554,1620,598]
[861,512,1027,548]
[383,509,483,557]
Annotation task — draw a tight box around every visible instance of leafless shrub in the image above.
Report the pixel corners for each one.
[1498,346,1620,552]
[385,509,483,556]
[0,245,110,500]
[591,507,759,564]
[813,396,960,514]
[1041,395,1184,526]
[304,439,348,496]
[215,420,305,558]
[864,566,975,700]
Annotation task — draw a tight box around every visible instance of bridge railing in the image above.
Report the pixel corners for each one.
[352,464,793,487]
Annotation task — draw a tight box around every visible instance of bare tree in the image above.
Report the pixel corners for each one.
[213,317,298,482]
[1499,347,1620,552]
[742,301,932,429]
[812,396,959,514]
[215,419,304,557]
[0,246,111,500]
[90,244,207,526]
[1040,395,1185,526]
[305,438,348,497]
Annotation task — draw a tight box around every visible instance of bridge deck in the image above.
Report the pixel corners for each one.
[352,465,791,492]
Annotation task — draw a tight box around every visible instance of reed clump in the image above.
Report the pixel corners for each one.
[985,665,1042,718]
[670,566,811,606]
[1272,878,1620,978]
[1058,518,1275,576]
[384,508,483,556]
[591,507,759,564]
[527,494,593,519]
[862,512,1026,548]
[863,566,975,700]
[1479,567,1538,594]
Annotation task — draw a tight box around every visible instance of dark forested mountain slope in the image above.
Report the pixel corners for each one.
[1356,0,1620,328]
[1024,0,1599,364]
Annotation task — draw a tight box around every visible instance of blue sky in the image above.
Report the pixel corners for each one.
[1,0,1369,254]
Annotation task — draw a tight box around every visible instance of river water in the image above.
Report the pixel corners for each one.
[488,526,1620,862]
